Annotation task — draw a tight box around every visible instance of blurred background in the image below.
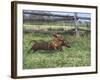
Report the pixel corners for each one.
[23,10,91,36]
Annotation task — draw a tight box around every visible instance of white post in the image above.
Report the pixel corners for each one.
[74,13,79,37]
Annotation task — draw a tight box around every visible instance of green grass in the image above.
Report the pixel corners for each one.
[23,24,90,31]
[23,32,91,69]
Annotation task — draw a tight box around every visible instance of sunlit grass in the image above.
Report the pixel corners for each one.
[23,24,90,30]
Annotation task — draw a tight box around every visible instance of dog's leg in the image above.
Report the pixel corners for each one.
[32,49,37,53]
[57,46,63,51]
[27,47,32,53]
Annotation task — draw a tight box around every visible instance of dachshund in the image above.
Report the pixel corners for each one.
[28,33,71,53]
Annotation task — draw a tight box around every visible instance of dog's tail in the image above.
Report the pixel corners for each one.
[29,40,37,45]
[28,40,37,53]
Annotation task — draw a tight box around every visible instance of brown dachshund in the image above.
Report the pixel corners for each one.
[28,33,70,53]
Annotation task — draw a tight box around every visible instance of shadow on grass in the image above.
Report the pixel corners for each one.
[40,50,64,54]
[27,49,64,54]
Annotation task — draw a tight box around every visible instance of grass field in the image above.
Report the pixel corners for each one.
[23,24,90,31]
[23,32,91,69]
